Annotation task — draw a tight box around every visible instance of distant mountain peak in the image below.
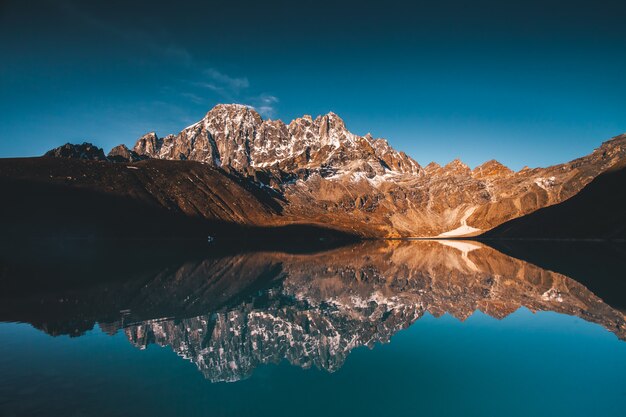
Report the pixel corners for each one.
[316,111,345,127]
[107,144,145,163]
[443,158,470,173]
[132,104,419,176]
[205,103,262,120]
[44,142,107,161]
[133,132,162,159]
[472,159,512,178]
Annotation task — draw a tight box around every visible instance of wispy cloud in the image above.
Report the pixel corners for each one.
[180,92,206,105]
[250,95,279,118]
[55,1,279,121]
[203,69,249,93]
[189,69,278,118]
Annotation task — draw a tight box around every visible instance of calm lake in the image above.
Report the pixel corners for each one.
[1,239,625,417]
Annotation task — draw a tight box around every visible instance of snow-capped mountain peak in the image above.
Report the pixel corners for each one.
[133,104,421,175]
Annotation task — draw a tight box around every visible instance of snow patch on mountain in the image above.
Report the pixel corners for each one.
[438,207,481,237]
[534,176,556,190]
[133,104,421,177]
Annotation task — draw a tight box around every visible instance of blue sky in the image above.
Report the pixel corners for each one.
[1,0,625,170]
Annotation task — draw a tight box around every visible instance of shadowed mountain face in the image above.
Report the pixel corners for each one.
[482,163,626,239]
[2,240,624,382]
[0,157,355,240]
[25,103,626,238]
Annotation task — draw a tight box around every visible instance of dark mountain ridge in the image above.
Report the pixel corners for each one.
[482,162,626,239]
[0,156,353,241]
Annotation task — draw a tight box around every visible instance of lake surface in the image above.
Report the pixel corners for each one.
[1,239,625,416]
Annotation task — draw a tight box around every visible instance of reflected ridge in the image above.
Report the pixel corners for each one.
[98,240,626,382]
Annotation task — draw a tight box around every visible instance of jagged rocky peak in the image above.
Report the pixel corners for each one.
[287,114,314,134]
[202,104,264,169]
[315,111,347,137]
[597,133,626,163]
[472,159,513,179]
[442,158,471,175]
[204,103,264,128]
[133,132,162,158]
[107,144,145,163]
[424,161,441,172]
[131,103,421,176]
[371,138,421,174]
[44,142,107,161]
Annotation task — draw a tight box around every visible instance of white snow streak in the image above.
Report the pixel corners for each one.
[437,207,481,237]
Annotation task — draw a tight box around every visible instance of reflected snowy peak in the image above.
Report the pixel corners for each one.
[109,240,626,382]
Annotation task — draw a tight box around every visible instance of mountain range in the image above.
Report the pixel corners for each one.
[3,103,626,239]
[124,240,626,382]
[2,240,624,381]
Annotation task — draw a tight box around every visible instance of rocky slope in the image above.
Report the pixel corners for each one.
[127,104,626,237]
[0,156,352,240]
[482,162,626,239]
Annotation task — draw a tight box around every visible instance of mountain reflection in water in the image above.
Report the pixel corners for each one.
[1,240,625,383]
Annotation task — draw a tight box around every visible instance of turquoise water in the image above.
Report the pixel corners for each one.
[1,310,625,417]
[0,240,625,416]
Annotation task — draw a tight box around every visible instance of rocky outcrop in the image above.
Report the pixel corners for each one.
[44,142,107,161]
[132,132,163,158]
[472,159,513,179]
[107,144,145,163]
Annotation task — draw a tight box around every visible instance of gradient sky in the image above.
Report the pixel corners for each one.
[1,0,625,170]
